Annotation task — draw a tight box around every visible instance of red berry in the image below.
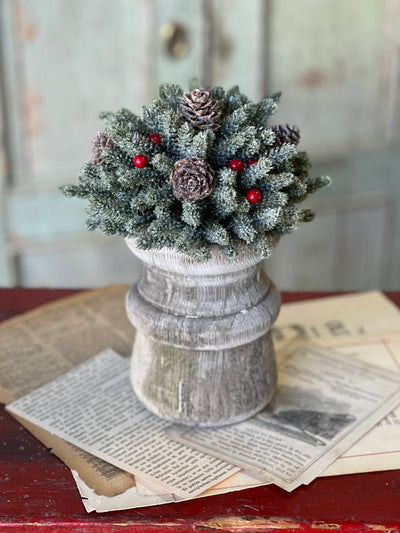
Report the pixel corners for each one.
[246,188,262,204]
[149,133,161,145]
[247,159,257,166]
[134,154,148,168]
[229,158,244,172]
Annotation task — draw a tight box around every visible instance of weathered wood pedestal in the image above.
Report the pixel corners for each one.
[125,239,281,426]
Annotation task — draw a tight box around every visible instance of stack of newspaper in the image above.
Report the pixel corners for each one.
[1,286,400,513]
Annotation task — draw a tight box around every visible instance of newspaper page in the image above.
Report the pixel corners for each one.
[271,293,400,475]
[72,470,175,513]
[134,469,265,499]
[314,332,400,476]
[6,349,239,499]
[72,470,266,513]
[166,344,400,492]
[11,416,136,496]
[273,291,400,345]
[0,284,133,403]
[0,285,137,497]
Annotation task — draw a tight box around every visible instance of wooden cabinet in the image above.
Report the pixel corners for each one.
[1,0,399,288]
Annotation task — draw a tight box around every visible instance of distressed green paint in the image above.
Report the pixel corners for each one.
[0,107,14,284]
[0,0,28,185]
[15,0,150,186]
[312,147,400,289]
[0,0,151,285]
[0,4,15,284]
[8,191,87,242]
[209,0,267,99]
[265,193,391,291]
[269,0,394,155]
[153,0,204,91]
[0,0,399,288]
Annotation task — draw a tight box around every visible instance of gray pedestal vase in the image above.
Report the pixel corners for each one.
[125,238,281,427]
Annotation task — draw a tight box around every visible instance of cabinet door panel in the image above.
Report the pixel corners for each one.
[0,0,151,286]
[265,194,391,291]
[4,0,149,186]
[269,0,399,156]
[0,0,399,289]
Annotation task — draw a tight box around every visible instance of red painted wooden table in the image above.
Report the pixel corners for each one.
[1,289,400,532]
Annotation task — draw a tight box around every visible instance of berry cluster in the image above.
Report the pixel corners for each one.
[228,158,261,204]
[134,148,263,205]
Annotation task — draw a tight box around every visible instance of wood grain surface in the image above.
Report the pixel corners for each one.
[126,244,280,426]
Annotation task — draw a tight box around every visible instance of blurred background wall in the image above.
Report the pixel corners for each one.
[0,0,399,289]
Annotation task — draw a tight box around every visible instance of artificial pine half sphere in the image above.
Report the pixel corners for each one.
[229,158,245,172]
[62,83,331,265]
[134,154,148,168]
[246,188,262,204]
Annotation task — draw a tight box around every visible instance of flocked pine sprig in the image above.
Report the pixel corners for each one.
[181,199,203,228]
[158,83,183,110]
[61,82,331,262]
[304,175,332,195]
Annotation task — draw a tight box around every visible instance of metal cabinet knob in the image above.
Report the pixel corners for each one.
[159,22,189,59]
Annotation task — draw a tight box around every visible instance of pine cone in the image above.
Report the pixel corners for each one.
[92,132,117,166]
[271,124,300,148]
[170,157,215,201]
[177,89,221,131]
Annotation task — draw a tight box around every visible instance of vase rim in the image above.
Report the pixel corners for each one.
[125,238,266,275]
